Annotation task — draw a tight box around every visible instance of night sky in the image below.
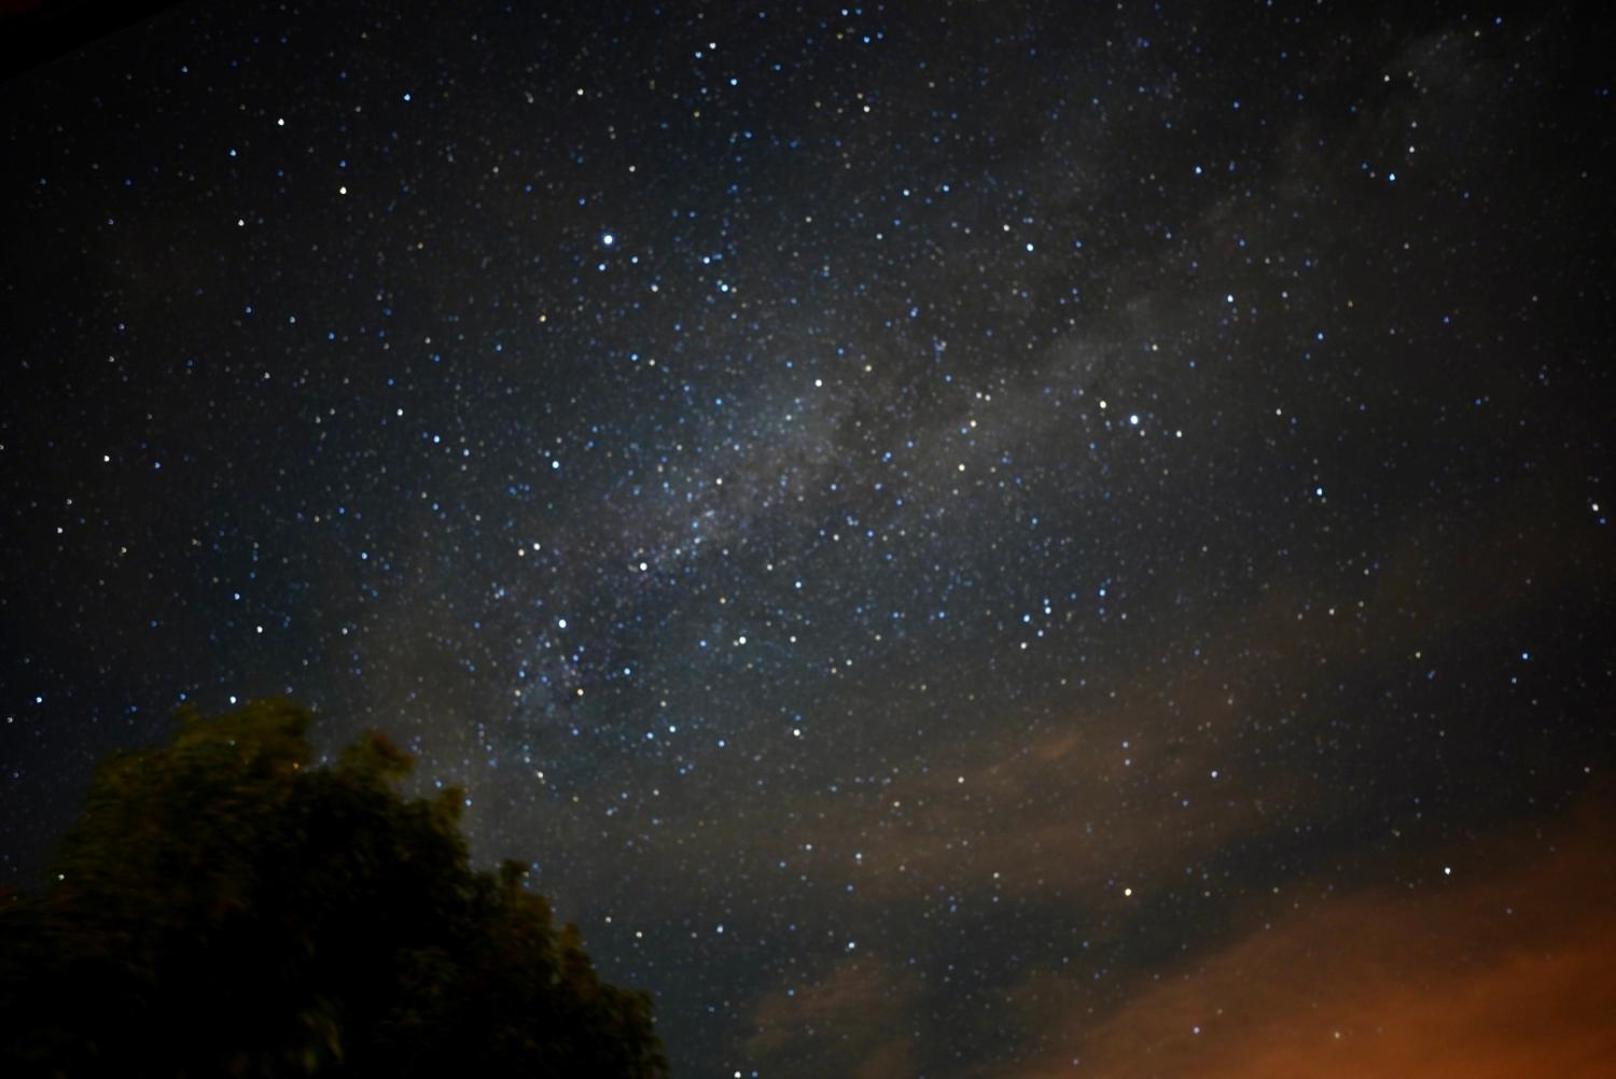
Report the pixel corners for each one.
[3,2,1614,1075]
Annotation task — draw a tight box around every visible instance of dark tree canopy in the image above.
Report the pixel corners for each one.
[0,698,667,1078]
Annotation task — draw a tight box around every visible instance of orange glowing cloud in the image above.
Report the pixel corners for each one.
[1005,796,1616,1078]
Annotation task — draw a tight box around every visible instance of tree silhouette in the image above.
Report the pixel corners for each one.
[0,698,667,1077]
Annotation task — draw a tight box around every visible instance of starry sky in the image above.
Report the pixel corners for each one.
[3,1,1614,1074]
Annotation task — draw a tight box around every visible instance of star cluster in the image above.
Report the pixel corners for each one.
[3,2,1612,1074]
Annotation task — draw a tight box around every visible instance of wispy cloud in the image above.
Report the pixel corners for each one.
[1003,792,1616,1077]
